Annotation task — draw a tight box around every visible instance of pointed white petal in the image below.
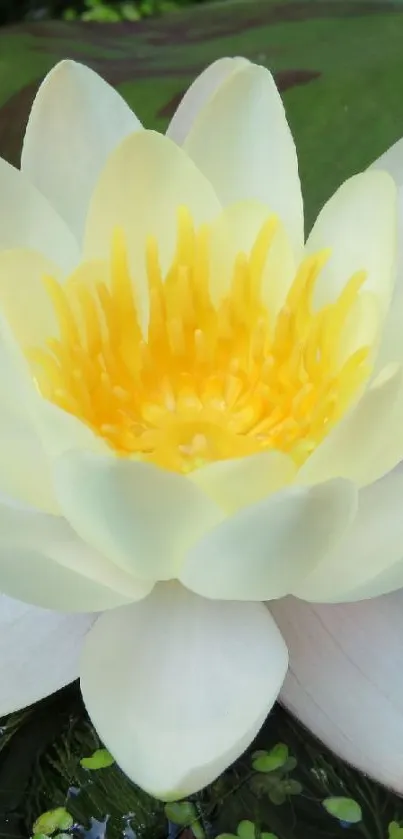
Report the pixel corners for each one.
[53,451,223,582]
[370,139,403,291]
[180,479,356,601]
[0,594,95,714]
[22,60,141,244]
[0,158,78,269]
[269,591,403,796]
[306,170,397,312]
[80,582,288,799]
[167,57,249,146]
[0,499,153,612]
[182,63,303,256]
[292,467,403,602]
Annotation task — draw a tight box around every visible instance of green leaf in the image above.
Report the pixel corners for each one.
[281,779,302,795]
[268,787,286,806]
[237,822,256,839]
[215,835,237,839]
[33,808,73,836]
[164,801,197,826]
[80,748,115,770]
[323,797,363,824]
[281,756,297,773]
[389,823,403,839]
[252,744,289,773]
[192,821,206,839]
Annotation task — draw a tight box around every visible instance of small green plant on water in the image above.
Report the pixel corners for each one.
[80,746,115,769]
[32,807,73,837]
[322,796,363,825]
[165,801,205,839]
[249,742,302,805]
[216,820,278,839]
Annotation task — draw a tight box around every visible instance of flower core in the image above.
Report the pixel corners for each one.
[28,208,371,472]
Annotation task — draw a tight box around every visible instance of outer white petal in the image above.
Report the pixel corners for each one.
[370,138,403,290]
[292,467,403,602]
[22,60,141,244]
[80,582,288,800]
[182,64,303,256]
[306,170,397,311]
[0,499,153,612]
[373,287,403,372]
[84,129,221,329]
[269,591,403,796]
[54,450,223,582]
[0,594,95,714]
[0,158,78,270]
[0,411,57,513]
[298,362,403,487]
[0,335,57,512]
[179,479,357,601]
[167,57,249,146]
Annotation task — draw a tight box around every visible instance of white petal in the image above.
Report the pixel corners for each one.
[0,248,63,349]
[167,57,249,146]
[292,466,403,602]
[370,139,403,291]
[0,158,78,270]
[306,170,397,312]
[22,60,141,244]
[0,414,57,513]
[0,499,153,612]
[53,450,223,582]
[189,450,296,514]
[371,137,403,187]
[80,582,288,799]
[84,129,221,329]
[298,362,403,486]
[0,594,95,714]
[179,479,356,601]
[269,591,403,796]
[183,64,303,257]
[373,288,403,373]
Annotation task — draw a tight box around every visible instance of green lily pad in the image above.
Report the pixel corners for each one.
[252,744,289,773]
[216,822,278,839]
[237,822,257,839]
[389,823,403,839]
[33,808,73,836]
[323,796,363,824]
[80,747,115,770]
[165,801,197,825]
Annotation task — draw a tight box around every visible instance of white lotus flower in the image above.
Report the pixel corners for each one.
[269,135,403,796]
[0,56,400,800]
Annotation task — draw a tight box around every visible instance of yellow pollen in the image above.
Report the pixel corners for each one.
[27,208,372,473]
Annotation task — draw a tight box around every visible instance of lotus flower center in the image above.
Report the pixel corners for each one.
[28,207,371,473]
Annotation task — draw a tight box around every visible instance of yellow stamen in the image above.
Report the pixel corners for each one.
[26,208,374,473]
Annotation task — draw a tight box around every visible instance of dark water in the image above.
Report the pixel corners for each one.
[0,683,402,839]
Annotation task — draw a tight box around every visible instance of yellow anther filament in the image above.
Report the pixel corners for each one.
[27,208,373,473]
